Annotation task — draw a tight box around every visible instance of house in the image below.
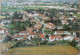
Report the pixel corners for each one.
[1,18,11,26]
[34,22,42,27]
[30,19,39,23]
[40,33,45,40]
[77,12,80,14]
[0,35,3,42]
[42,19,50,23]
[8,12,14,16]
[28,32,37,40]
[70,12,73,14]
[59,37,63,41]
[27,13,34,18]
[19,31,29,35]
[54,31,71,35]
[45,23,55,29]
[59,15,65,20]
[34,13,39,17]
[74,38,79,42]
[0,29,5,34]
[56,26,63,30]
[33,26,42,33]
[26,28,33,33]
[4,33,10,36]
[63,36,73,41]
[12,35,24,40]
[73,31,80,37]
[49,36,59,42]
[61,19,69,25]
[68,18,74,20]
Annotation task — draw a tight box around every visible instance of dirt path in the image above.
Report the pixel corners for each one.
[0,43,2,55]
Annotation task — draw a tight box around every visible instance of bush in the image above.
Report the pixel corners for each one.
[40,40,48,45]
[47,42,55,46]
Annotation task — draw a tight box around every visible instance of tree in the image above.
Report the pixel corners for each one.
[7,24,15,29]
[40,40,48,45]
[13,12,23,19]
[48,9,57,23]
[45,35,49,39]
[69,39,78,47]
[63,24,69,31]
[72,22,79,31]
[61,34,66,37]
[3,35,12,42]
[31,36,42,45]
[76,32,80,37]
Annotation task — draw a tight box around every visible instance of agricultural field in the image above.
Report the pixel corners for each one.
[4,45,78,55]
[23,7,47,10]
[1,5,47,12]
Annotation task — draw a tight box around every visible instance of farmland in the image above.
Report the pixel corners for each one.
[4,45,78,55]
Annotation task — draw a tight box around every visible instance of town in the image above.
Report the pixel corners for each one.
[0,0,80,55]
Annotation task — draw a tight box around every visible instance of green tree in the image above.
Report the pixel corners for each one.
[69,39,78,47]
[63,24,69,31]
[3,35,12,43]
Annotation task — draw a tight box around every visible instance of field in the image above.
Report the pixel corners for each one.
[4,45,78,55]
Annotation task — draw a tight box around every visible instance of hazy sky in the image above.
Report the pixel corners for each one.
[1,0,78,1]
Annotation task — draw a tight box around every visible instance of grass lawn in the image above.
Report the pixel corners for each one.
[0,16,10,19]
[0,16,6,19]
[4,45,78,55]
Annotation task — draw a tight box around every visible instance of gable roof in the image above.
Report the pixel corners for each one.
[51,36,58,39]
[4,33,10,35]
[45,23,54,26]
[40,33,45,39]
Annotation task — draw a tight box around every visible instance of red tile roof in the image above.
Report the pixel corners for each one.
[46,23,54,26]
[35,26,41,29]
[56,31,65,33]
[12,35,23,38]
[40,33,45,39]
[62,19,69,23]
[30,32,36,35]
[51,36,58,39]
[0,37,2,40]
[4,33,10,35]
[59,37,63,39]
[74,38,79,40]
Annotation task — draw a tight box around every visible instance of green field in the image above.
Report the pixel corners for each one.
[1,8,23,12]
[4,45,78,55]
[1,6,47,12]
